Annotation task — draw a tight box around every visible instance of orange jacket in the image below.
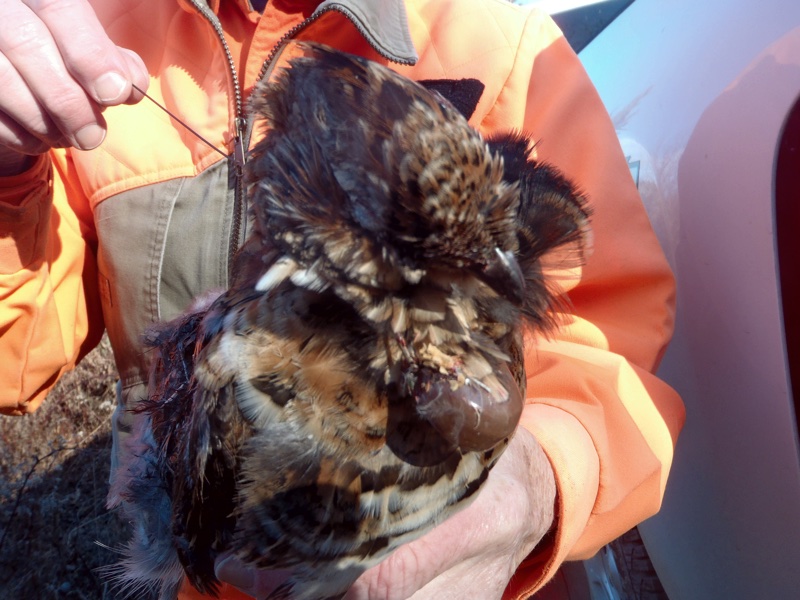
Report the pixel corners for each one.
[0,0,684,597]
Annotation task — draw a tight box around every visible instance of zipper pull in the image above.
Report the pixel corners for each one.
[233,116,248,175]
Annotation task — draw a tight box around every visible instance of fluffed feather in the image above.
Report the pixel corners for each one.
[107,41,590,600]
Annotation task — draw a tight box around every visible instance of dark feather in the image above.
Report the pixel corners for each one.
[487,132,591,329]
[109,42,590,600]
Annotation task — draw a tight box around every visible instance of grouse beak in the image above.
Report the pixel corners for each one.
[479,247,525,305]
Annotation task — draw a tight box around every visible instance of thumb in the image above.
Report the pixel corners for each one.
[343,478,503,600]
[343,429,555,600]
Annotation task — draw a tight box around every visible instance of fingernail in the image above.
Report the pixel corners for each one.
[74,124,107,150]
[94,72,128,103]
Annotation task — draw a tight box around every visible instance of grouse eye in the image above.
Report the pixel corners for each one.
[477,247,525,305]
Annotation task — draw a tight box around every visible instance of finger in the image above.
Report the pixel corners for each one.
[345,430,553,600]
[119,47,149,103]
[405,553,509,600]
[345,540,452,600]
[0,0,106,149]
[0,115,66,155]
[0,113,59,156]
[345,504,485,600]
[345,472,506,600]
[0,52,72,150]
[22,0,148,106]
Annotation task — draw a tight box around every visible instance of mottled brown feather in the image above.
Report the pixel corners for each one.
[110,42,590,600]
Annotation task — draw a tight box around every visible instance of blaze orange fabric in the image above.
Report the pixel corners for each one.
[0,0,684,597]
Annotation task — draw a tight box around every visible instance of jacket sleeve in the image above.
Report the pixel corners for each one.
[486,13,685,598]
[0,151,104,415]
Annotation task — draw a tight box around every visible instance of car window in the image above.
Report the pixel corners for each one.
[513,0,636,52]
[776,94,800,418]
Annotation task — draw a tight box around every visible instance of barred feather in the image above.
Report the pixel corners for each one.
[109,41,590,600]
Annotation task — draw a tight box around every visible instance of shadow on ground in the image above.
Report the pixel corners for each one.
[0,336,154,600]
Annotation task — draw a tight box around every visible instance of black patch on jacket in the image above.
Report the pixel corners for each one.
[418,78,485,120]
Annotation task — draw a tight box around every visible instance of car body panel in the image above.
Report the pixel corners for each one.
[578,1,800,598]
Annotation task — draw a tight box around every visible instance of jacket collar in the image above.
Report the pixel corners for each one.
[314,0,418,64]
[180,0,418,64]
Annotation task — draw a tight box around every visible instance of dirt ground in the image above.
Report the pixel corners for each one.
[0,336,146,599]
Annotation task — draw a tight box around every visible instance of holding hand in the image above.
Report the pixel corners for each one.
[0,0,149,174]
[218,429,556,600]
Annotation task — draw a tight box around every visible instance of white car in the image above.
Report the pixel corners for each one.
[520,1,800,598]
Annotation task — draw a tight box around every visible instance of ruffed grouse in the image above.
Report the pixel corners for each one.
[108,41,590,600]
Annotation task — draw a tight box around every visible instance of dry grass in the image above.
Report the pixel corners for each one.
[0,335,134,599]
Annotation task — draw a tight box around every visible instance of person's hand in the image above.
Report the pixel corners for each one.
[0,0,149,175]
[344,428,555,600]
[216,428,556,600]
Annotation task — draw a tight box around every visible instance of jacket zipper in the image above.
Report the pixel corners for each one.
[187,1,415,282]
[186,0,249,282]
